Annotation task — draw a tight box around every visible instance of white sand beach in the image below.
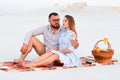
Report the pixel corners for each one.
[0,1,120,80]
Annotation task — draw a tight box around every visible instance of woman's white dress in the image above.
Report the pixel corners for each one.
[50,30,81,67]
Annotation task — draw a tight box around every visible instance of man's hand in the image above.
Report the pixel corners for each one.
[71,40,79,49]
[20,44,28,54]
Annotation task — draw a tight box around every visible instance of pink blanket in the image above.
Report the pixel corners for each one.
[0,56,119,72]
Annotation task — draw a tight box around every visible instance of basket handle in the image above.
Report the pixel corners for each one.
[93,40,112,50]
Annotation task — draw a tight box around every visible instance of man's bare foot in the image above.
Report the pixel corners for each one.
[14,59,23,63]
[0,62,4,65]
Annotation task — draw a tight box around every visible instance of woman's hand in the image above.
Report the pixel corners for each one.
[71,40,79,49]
[71,33,79,49]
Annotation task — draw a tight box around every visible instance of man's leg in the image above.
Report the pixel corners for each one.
[19,37,45,61]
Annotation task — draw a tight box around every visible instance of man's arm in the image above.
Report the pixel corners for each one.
[23,26,44,44]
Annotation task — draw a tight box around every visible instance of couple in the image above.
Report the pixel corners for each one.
[18,12,81,68]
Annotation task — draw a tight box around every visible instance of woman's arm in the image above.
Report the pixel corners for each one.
[59,33,78,54]
[59,49,72,54]
[71,33,79,48]
[71,40,79,49]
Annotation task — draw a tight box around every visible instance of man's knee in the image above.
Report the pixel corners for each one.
[37,45,46,56]
[31,37,46,56]
[31,37,37,42]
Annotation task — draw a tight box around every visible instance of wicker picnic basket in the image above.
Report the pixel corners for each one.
[92,40,114,63]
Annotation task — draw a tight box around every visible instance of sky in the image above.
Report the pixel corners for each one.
[0,0,120,14]
[0,0,120,7]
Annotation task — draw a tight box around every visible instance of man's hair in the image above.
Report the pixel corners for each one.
[49,12,59,19]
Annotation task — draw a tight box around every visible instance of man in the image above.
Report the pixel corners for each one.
[18,12,79,62]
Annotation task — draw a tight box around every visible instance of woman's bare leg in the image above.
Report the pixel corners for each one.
[19,37,45,61]
[27,52,54,65]
[30,54,59,67]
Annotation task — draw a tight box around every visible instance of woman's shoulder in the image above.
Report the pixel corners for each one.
[68,30,76,35]
[69,30,77,40]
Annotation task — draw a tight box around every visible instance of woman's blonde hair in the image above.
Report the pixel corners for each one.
[65,15,77,34]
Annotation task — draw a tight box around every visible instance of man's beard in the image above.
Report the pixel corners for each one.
[51,25,60,29]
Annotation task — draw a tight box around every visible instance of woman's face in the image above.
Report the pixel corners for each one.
[63,17,69,29]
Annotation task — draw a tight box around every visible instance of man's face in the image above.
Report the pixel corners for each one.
[49,15,60,29]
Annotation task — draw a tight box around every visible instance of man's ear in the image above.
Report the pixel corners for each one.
[48,19,50,23]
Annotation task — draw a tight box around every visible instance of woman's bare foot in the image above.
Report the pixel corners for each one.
[25,63,37,68]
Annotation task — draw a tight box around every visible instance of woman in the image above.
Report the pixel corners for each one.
[26,15,81,67]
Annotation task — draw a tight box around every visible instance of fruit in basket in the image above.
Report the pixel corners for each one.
[104,37,108,44]
[96,47,101,52]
